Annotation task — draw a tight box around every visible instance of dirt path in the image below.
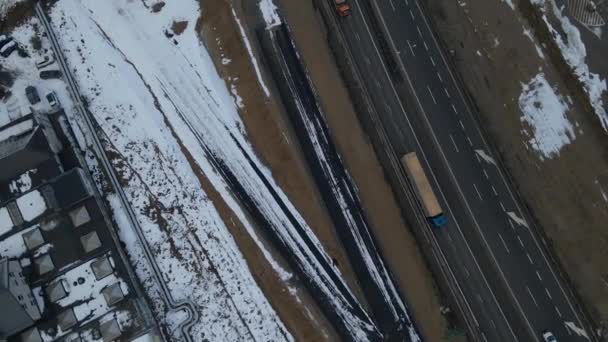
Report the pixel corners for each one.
[424,0,608,333]
[267,1,456,341]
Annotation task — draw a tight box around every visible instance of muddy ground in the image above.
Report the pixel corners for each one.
[424,0,608,333]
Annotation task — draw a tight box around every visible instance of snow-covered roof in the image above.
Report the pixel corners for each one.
[0,206,13,236]
[33,254,130,340]
[0,118,34,142]
[16,189,47,222]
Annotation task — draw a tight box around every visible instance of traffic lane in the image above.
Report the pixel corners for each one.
[338,6,512,340]
[375,1,587,339]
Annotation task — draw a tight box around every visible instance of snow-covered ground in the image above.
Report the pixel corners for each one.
[519,72,575,159]
[45,0,378,340]
[46,0,293,340]
[533,0,608,131]
[0,0,26,19]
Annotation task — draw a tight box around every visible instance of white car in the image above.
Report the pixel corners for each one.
[542,331,557,342]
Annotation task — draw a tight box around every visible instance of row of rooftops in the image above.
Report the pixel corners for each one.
[0,91,158,340]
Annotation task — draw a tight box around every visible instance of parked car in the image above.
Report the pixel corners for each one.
[25,86,40,104]
[542,331,557,342]
[0,41,17,58]
[0,35,12,48]
[40,69,62,79]
[46,91,59,109]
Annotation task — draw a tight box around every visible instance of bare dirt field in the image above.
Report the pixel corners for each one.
[424,0,608,333]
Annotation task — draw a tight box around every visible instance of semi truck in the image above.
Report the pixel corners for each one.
[402,152,447,228]
[334,0,352,17]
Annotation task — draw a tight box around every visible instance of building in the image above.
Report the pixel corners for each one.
[0,100,158,341]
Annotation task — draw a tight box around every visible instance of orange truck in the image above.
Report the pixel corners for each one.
[334,0,352,17]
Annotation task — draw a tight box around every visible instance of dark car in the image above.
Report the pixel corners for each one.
[25,86,40,104]
[40,69,62,79]
[0,41,17,58]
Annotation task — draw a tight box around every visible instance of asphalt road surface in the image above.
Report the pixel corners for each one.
[327,0,592,341]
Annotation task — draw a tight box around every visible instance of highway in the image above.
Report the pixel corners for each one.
[322,0,593,341]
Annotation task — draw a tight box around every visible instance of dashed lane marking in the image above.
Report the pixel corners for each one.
[499,233,510,253]
[526,286,539,307]
[427,86,437,104]
[449,134,459,152]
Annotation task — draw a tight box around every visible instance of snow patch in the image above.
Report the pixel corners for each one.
[258,0,281,29]
[519,73,574,159]
[543,1,608,130]
[475,149,497,165]
[507,211,529,228]
[0,207,14,236]
[231,7,270,97]
[0,0,26,19]
[522,28,545,59]
[16,190,47,221]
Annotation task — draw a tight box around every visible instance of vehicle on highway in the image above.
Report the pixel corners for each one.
[25,86,40,104]
[334,0,352,17]
[0,41,17,58]
[542,331,557,342]
[402,152,447,228]
[46,91,59,109]
[40,69,62,79]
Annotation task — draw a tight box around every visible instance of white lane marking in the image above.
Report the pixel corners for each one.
[473,183,483,200]
[389,0,396,11]
[467,136,473,147]
[536,270,542,281]
[375,79,381,88]
[527,253,534,265]
[427,86,436,104]
[555,306,562,318]
[407,40,416,56]
[429,55,436,66]
[490,319,496,329]
[446,231,453,242]
[355,32,361,41]
[449,134,459,152]
[444,87,450,98]
[459,120,465,130]
[518,235,524,247]
[359,6,516,339]
[476,294,483,302]
[482,332,488,342]
[410,9,415,20]
[437,72,443,82]
[475,153,481,163]
[416,25,423,37]
[464,266,470,278]
[365,56,371,65]
[405,0,409,5]
[483,169,489,179]
[411,0,586,329]
[500,201,506,212]
[526,286,539,307]
[492,186,498,196]
[545,288,552,299]
[423,41,429,51]
[508,219,515,230]
[499,233,510,253]
[451,103,458,114]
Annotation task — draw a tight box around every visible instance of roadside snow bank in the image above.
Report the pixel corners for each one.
[519,72,575,159]
[534,0,608,130]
